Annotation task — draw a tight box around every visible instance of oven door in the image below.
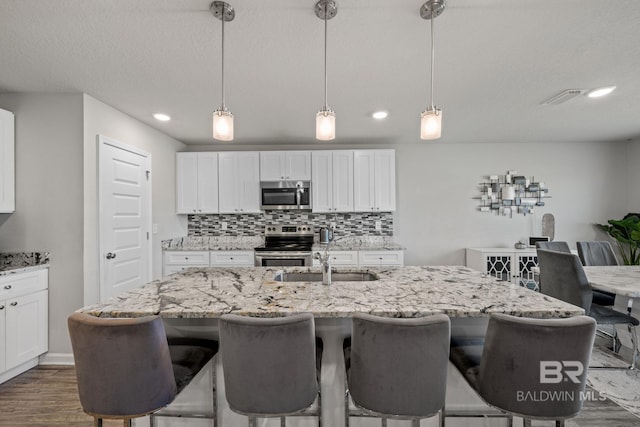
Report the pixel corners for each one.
[254,252,312,267]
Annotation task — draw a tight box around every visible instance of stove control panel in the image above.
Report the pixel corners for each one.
[265,225,314,236]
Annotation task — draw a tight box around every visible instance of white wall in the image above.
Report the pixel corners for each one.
[82,94,186,305]
[393,141,629,265]
[627,140,640,213]
[0,93,84,356]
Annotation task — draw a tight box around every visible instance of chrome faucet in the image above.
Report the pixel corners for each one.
[314,249,332,285]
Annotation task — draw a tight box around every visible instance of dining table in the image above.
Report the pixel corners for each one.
[583,265,640,298]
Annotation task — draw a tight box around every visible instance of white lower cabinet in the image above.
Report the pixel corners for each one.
[210,251,254,267]
[313,250,359,267]
[313,250,404,267]
[163,250,255,277]
[0,268,49,384]
[358,250,404,266]
[163,251,211,277]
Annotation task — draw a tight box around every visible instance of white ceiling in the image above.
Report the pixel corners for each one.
[1,0,639,146]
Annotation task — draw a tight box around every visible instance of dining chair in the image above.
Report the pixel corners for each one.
[219,313,322,427]
[536,249,639,369]
[343,313,450,427]
[535,240,571,253]
[68,312,218,427]
[576,240,618,306]
[450,313,596,427]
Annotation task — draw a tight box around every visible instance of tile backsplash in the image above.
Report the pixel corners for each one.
[188,211,393,237]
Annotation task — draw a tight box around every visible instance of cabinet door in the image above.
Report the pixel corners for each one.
[285,152,311,181]
[312,151,333,213]
[197,152,219,213]
[353,151,376,212]
[332,150,354,212]
[176,153,199,214]
[358,251,404,266]
[260,151,286,181]
[210,251,254,267]
[484,253,514,282]
[373,150,396,211]
[218,152,239,213]
[237,152,260,213]
[0,109,15,213]
[5,290,48,370]
[0,301,5,372]
[515,253,539,291]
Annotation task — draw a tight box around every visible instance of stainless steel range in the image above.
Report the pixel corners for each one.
[254,225,314,267]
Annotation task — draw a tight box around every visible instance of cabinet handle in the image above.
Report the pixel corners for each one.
[280,176,284,179]
[4,285,11,290]
[193,209,197,212]
[184,257,189,260]
[230,257,234,260]
[106,252,116,260]
[286,176,290,179]
[10,302,18,306]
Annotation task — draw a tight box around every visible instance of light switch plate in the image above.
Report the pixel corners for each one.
[221,222,228,230]
[375,221,382,231]
[152,224,158,234]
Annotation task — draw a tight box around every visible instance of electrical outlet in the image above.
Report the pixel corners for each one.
[330,221,336,229]
[375,221,382,231]
[221,221,228,230]
[152,224,158,234]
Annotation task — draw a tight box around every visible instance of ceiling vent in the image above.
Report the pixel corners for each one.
[542,89,587,105]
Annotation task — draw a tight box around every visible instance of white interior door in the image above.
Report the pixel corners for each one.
[98,135,151,302]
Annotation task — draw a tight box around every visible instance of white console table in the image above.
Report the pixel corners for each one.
[466,247,539,291]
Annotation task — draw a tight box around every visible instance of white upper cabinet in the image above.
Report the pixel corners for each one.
[312,151,354,213]
[353,149,396,212]
[218,152,260,214]
[260,151,311,181]
[176,152,219,214]
[0,109,15,213]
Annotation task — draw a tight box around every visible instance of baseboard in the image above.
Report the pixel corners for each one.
[39,352,74,365]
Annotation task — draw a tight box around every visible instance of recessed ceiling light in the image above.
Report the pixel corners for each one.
[153,113,171,121]
[587,86,616,98]
[372,111,388,120]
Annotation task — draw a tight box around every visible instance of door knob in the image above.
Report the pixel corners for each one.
[106,252,117,259]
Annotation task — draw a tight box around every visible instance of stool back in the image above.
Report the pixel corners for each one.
[219,313,319,416]
[537,249,592,311]
[577,241,619,266]
[478,313,596,419]
[67,312,177,418]
[348,313,450,417]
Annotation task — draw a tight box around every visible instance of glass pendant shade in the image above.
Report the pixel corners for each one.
[316,109,336,141]
[213,109,234,141]
[420,107,442,140]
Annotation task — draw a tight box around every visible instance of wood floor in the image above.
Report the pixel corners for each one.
[0,365,639,426]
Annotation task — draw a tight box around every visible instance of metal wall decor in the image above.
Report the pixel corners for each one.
[476,170,550,217]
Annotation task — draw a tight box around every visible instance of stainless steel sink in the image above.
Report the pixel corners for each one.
[273,272,379,282]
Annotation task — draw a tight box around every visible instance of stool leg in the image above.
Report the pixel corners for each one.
[556,420,565,427]
[280,416,286,427]
[381,418,387,427]
[93,418,102,427]
[411,418,420,427]
[212,357,218,427]
[629,324,638,370]
[523,418,532,427]
[248,416,256,427]
[344,388,350,427]
[123,419,132,427]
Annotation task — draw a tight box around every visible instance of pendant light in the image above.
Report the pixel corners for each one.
[420,0,445,140]
[315,0,337,141]
[210,1,235,141]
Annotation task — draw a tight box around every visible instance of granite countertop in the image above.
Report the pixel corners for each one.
[163,235,405,252]
[80,265,582,319]
[162,236,264,251]
[0,252,50,276]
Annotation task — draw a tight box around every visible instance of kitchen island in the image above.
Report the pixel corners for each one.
[79,266,583,427]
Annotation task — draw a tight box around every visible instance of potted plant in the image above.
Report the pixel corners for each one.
[598,214,640,265]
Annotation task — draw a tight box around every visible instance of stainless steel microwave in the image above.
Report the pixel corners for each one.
[260,181,311,210]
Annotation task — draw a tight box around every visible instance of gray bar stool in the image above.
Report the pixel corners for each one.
[343,313,450,427]
[67,312,218,427]
[577,240,619,306]
[450,313,596,427]
[219,313,322,427]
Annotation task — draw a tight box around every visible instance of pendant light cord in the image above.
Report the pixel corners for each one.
[221,12,226,110]
[323,5,328,110]
[429,11,435,109]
